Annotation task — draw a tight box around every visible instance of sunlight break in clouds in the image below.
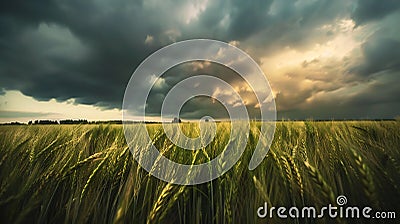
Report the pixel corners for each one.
[0,91,122,123]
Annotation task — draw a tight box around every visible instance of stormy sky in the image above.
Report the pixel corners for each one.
[1,0,400,121]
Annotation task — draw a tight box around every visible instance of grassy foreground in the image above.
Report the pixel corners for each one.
[0,121,399,223]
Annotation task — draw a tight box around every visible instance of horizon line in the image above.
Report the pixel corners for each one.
[1,118,398,125]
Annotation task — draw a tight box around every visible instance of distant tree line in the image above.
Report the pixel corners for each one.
[23,120,161,125]
[0,121,25,125]
[0,120,167,125]
[24,119,90,125]
[59,119,89,124]
[26,119,90,125]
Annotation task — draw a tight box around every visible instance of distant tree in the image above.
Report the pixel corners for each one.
[35,120,59,125]
[1,121,24,125]
[172,117,181,123]
[59,119,89,124]
[92,120,122,124]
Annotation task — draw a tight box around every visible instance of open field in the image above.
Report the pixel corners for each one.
[0,121,399,223]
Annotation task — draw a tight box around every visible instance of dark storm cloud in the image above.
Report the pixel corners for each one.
[0,0,399,119]
[225,0,352,57]
[351,0,400,25]
[180,97,229,119]
[349,34,400,77]
[0,0,162,109]
[276,74,400,121]
[278,71,400,120]
[0,0,349,107]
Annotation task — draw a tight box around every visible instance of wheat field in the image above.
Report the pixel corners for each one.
[0,121,399,223]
